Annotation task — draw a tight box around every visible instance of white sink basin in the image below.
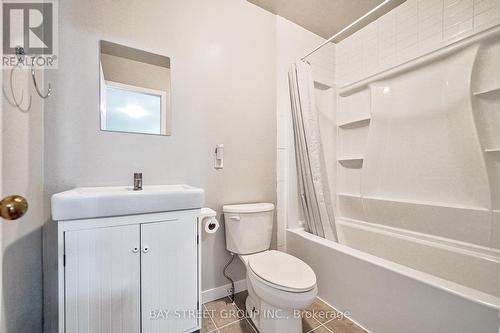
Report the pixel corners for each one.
[51,185,204,221]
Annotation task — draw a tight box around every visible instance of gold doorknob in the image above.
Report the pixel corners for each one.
[0,195,28,220]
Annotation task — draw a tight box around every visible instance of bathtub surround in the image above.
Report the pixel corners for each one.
[288,61,337,241]
[333,0,500,293]
[281,0,500,332]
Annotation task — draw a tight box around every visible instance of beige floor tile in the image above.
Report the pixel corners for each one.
[302,313,322,332]
[324,317,367,333]
[205,298,245,328]
[206,294,369,333]
[311,326,333,333]
[306,298,340,324]
[201,305,218,333]
[218,319,256,333]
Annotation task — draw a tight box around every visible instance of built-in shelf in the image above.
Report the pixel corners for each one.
[337,193,362,198]
[339,156,364,161]
[338,157,364,162]
[338,157,364,168]
[337,194,489,212]
[362,195,490,212]
[338,117,371,129]
[473,87,500,96]
[485,148,500,153]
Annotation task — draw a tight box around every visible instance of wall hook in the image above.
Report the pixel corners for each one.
[31,67,51,99]
[2,46,52,111]
[3,65,32,112]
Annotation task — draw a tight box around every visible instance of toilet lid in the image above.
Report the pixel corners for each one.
[248,250,316,292]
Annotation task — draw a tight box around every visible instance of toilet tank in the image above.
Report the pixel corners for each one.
[223,203,275,254]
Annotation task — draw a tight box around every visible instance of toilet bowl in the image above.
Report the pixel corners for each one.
[241,250,318,332]
[223,203,318,333]
[244,250,317,307]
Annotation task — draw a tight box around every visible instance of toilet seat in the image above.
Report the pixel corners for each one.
[248,250,316,293]
[247,266,318,311]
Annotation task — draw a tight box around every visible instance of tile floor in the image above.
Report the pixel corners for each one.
[201,291,367,333]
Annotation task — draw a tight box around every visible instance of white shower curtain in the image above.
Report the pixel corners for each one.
[288,61,338,241]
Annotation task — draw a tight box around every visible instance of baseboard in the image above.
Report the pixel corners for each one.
[316,296,373,333]
[202,279,247,304]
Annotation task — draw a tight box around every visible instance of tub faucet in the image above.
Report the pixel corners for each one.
[133,173,142,191]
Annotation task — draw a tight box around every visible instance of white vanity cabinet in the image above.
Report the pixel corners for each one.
[56,209,201,333]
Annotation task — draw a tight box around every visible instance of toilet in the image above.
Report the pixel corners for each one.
[223,203,317,333]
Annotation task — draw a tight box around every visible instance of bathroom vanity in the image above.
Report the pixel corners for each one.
[51,185,204,333]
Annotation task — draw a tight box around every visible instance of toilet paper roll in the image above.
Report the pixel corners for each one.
[204,217,220,234]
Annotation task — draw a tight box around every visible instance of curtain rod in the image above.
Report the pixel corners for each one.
[300,0,393,61]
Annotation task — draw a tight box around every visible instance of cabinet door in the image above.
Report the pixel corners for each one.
[141,218,198,333]
[65,225,141,333]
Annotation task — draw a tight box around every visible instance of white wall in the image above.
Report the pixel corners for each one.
[43,0,277,331]
[275,17,335,249]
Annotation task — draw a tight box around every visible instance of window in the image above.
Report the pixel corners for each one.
[101,81,168,135]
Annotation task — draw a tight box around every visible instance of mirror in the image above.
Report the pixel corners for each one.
[99,41,171,136]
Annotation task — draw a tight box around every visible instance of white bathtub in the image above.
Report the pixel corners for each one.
[286,228,500,333]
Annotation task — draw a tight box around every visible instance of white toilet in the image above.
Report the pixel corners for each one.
[223,203,318,333]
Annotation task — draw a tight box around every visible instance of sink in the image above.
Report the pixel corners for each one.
[51,185,204,221]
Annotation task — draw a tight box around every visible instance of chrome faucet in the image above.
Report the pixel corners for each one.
[133,173,143,191]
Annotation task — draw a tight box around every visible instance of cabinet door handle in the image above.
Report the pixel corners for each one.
[142,246,150,253]
[132,247,139,253]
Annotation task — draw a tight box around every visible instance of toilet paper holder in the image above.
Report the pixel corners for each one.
[200,207,219,233]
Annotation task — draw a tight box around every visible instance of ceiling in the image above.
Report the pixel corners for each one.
[247,0,405,41]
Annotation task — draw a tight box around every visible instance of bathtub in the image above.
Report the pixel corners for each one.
[286,228,500,333]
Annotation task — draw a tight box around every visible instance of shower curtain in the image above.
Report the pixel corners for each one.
[288,60,338,241]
